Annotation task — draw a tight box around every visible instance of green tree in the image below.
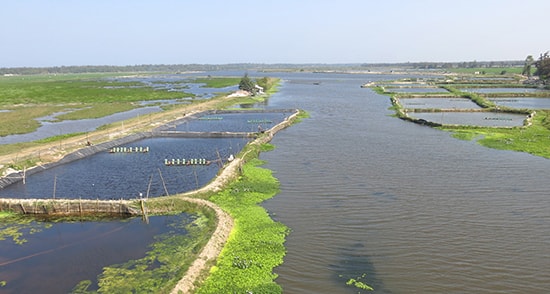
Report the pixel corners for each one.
[534,51,550,83]
[238,73,256,95]
[522,55,535,77]
[256,76,275,92]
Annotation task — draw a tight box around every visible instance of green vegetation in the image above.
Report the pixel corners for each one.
[55,102,137,120]
[193,77,241,88]
[0,105,67,136]
[0,211,13,218]
[534,51,550,82]
[0,75,187,105]
[0,74,250,158]
[238,73,257,95]
[0,73,192,137]
[0,213,52,245]
[346,274,374,292]
[196,156,289,294]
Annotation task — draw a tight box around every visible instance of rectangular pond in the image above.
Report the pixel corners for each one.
[0,137,250,200]
[174,111,294,133]
[386,87,449,93]
[410,112,526,127]
[488,97,550,109]
[399,97,481,109]
[461,87,546,94]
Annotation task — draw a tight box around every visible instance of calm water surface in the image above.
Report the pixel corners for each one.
[410,112,526,127]
[0,137,248,200]
[489,97,550,109]
[399,97,481,109]
[462,87,546,94]
[261,72,550,293]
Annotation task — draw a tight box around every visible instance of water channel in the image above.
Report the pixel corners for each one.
[1,71,549,293]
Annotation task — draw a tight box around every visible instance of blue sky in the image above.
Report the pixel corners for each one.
[1,0,549,67]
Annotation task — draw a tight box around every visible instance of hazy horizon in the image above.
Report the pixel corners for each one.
[2,0,548,68]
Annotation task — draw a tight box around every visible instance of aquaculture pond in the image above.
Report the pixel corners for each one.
[399,97,481,109]
[409,112,526,127]
[461,87,545,94]
[173,111,294,133]
[0,137,249,200]
[385,87,448,93]
[0,213,198,294]
[488,97,550,109]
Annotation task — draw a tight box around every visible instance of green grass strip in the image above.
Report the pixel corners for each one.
[196,157,289,294]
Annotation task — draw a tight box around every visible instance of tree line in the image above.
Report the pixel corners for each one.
[522,51,550,84]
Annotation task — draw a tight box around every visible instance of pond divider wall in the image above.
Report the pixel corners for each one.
[0,198,139,216]
[0,109,299,216]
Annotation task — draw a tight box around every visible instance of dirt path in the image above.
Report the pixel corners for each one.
[169,159,242,294]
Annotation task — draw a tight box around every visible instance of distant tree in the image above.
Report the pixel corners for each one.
[534,51,550,83]
[256,77,273,92]
[238,73,257,95]
[522,55,535,77]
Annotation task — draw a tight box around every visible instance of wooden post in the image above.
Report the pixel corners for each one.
[146,174,153,199]
[52,175,57,199]
[140,199,149,224]
[20,203,26,214]
[158,168,169,197]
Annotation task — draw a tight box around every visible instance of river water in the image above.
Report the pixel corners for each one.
[259,72,550,293]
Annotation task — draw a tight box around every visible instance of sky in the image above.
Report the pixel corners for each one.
[1,0,549,67]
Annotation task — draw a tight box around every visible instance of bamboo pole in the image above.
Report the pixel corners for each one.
[158,168,169,196]
[52,175,57,199]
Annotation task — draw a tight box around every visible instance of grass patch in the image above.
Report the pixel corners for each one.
[447,67,523,75]
[192,77,241,88]
[55,102,138,120]
[196,157,289,294]
[0,74,187,105]
[0,105,68,136]
[0,214,52,245]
